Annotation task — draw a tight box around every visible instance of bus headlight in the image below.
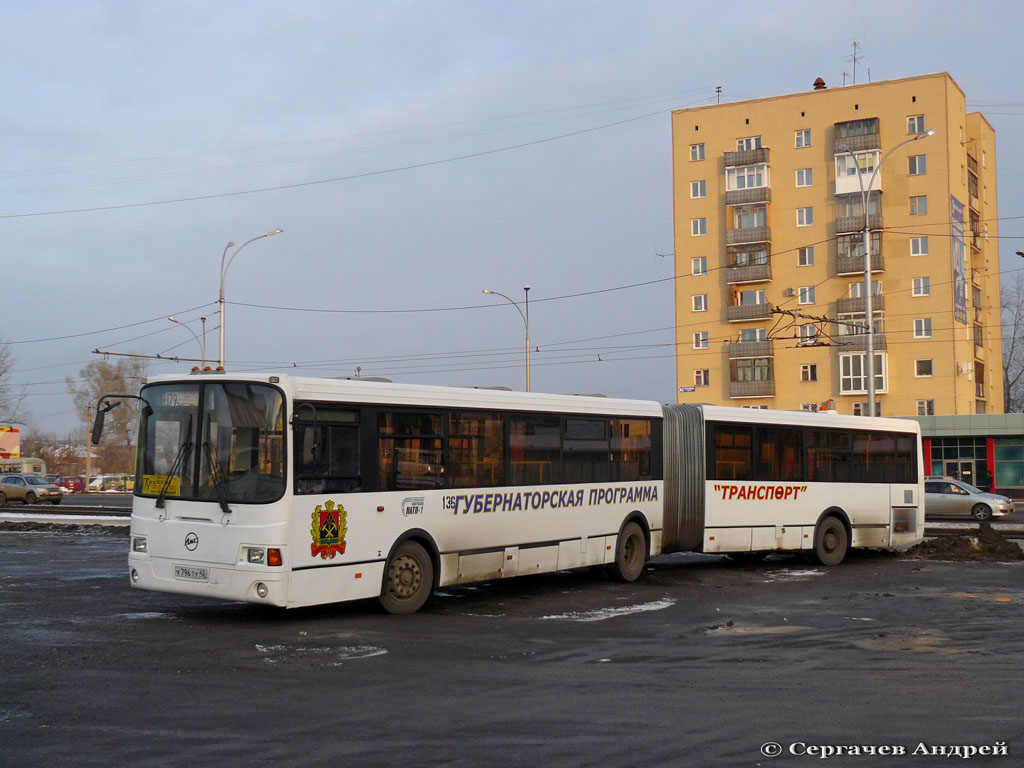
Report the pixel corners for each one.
[131,536,148,553]
[247,548,265,564]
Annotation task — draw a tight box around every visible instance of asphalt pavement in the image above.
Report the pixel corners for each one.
[1,528,1022,767]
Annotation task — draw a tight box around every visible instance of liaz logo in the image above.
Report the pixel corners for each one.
[401,497,425,517]
[184,532,199,551]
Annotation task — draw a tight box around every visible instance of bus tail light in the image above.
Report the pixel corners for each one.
[268,548,282,567]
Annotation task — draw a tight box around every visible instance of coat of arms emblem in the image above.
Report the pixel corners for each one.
[311,500,347,559]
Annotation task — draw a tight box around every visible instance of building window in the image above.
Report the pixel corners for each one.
[730,357,773,383]
[737,136,762,151]
[836,151,879,179]
[917,399,935,416]
[908,155,927,175]
[725,164,768,190]
[801,364,817,382]
[795,129,812,148]
[736,289,767,306]
[915,359,934,377]
[693,331,709,350]
[837,194,879,218]
[914,318,933,338]
[911,236,929,255]
[977,401,987,415]
[798,246,814,267]
[691,218,706,236]
[695,369,710,387]
[692,294,708,312]
[910,195,928,215]
[797,207,813,227]
[798,286,815,305]
[908,115,926,134]
[729,245,768,267]
[839,352,886,394]
[795,168,813,187]
[690,143,705,161]
[801,403,819,412]
[691,256,707,275]
[799,325,818,344]
[852,402,882,417]
[912,277,930,297]
[849,280,881,299]
[690,180,706,198]
[835,118,879,139]
[732,204,767,229]
[741,327,767,342]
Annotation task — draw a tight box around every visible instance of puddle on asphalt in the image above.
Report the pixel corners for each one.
[540,599,675,622]
[255,643,387,665]
[851,628,979,654]
[703,621,809,636]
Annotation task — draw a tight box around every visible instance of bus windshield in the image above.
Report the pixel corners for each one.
[137,382,286,504]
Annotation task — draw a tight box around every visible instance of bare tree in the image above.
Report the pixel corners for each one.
[0,339,27,424]
[1002,272,1024,412]
[67,358,149,473]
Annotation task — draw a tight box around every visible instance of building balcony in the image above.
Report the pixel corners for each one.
[836,333,887,352]
[836,295,885,314]
[723,147,769,167]
[727,340,774,359]
[835,212,882,235]
[725,187,771,206]
[729,379,775,399]
[836,253,884,276]
[727,304,772,323]
[726,225,771,246]
[833,133,880,153]
[726,262,772,285]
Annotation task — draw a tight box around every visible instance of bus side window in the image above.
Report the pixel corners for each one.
[757,427,804,482]
[379,411,445,491]
[509,415,561,486]
[713,424,752,480]
[294,406,361,494]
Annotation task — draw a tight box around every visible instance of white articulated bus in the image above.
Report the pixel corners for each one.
[107,374,922,613]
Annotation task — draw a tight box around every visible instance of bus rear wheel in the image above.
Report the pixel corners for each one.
[610,522,647,582]
[811,516,848,566]
[379,540,433,615]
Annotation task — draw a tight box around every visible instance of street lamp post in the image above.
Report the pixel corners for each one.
[482,285,531,392]
[837,129,935,417]
[218,229,284,368]
[168,316,206,368]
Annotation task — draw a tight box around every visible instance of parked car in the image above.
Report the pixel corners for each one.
[924,476,1014,521]
[55,476,85,493]
[0,474,63,505]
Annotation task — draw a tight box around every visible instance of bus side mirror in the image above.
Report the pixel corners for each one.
[91,400,121,446]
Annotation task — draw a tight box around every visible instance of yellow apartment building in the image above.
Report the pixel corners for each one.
[672,72,1001,416]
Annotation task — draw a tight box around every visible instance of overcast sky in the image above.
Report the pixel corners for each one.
[2,0,1023,439]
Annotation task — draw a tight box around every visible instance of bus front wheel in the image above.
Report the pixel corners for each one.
[379,540,433,615]
[811,516,848,566]
[610,522,647,582]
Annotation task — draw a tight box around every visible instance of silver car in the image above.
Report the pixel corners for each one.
[924,477,1014,521]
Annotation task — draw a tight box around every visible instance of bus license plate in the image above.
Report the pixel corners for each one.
[174,565,209,582]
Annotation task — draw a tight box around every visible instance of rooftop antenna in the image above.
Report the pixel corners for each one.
[715,85,722,104]
[841,70,849,86]
[847,40,864,84]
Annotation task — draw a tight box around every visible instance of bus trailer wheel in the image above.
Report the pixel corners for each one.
[812,516,848,566]
[379,540,433,615]
[611,522,647,582]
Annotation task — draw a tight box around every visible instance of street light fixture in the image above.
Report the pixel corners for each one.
[168,316,206,368]
[218,229,284,368]
[836,128,935,417]
[482,285,531,392]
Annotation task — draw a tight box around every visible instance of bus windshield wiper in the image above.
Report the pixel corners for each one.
[156,418,193,510]
[202,437,232,516]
